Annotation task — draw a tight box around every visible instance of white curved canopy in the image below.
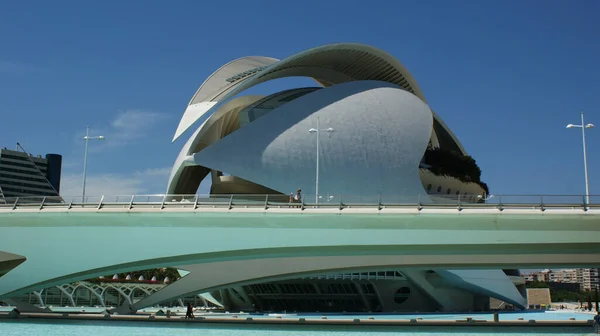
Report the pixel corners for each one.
[190,81,433,202]
[167,95,264,194]
[431,110,468,155]
[173,43,427,141]
[174,56,279,141]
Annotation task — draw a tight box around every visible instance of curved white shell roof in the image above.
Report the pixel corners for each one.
[169,43,472,196]
[191,80,433,202]
[173,43,427,142]
[174,56,279,141]
[167,95,264,194]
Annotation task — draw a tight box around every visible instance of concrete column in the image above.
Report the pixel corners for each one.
[352,281,371,311]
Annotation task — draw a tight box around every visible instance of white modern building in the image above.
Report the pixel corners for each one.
[167,44,489,203]
[161,43,523,312]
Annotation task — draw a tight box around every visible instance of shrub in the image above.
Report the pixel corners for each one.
[422,148,489,194]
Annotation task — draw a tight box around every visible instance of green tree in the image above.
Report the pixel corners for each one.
[422,148,489,194]
[526,281,549,288]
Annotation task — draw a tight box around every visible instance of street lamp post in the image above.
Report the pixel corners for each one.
[82,125,105,202]
[566,111,594,205]
[477,194,495,203]
[309,116,334,204]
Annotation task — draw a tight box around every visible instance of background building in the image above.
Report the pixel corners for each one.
[523,268,599,291]
[577,268,600,291]
[549,269,578,283]
[0,146,62,202]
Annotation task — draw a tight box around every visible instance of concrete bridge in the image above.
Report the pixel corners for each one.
[0,194,599,313]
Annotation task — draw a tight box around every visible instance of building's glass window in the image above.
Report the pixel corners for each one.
[0,179,55,191]
[0,172,48,183]
[0,153,48,165]
[0,166,45,175]
[238,88,321,127]
[0,159,46,170]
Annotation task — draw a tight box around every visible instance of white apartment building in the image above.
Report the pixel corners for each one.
[548,269,578,283]
[577,268,600,291]
[523,268,600,291]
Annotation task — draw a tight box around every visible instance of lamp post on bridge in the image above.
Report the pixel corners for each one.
[566,111,594,205]
[82,125,105,202]
[477,194,494,203]
[309,116,334,204]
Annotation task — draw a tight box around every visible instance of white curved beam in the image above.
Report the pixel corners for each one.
[56,285,76,307]
[173,43,427,142]
[128,255,530,312]
[73,283,104,307]
[431,110,468,155]
[174,56,279,141]
[103,284,133,307]
[199,292,224,308]
[167,95,264,194]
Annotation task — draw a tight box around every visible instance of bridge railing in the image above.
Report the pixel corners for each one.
[0,193,599,211]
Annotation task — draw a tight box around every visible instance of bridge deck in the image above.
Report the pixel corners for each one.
[0,193,599,214]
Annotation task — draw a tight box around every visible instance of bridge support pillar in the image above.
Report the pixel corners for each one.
[352,280,372,311]
[109,301,137,315]
[1,298,51,313]
[402,270,457,311]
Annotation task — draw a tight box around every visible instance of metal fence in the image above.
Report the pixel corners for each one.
[0,193,599,211]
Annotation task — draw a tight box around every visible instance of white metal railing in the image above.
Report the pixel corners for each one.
[0,193,599,212]
[302,271,406,281]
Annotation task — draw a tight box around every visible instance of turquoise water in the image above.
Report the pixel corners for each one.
[0,308,594,322]
[263,312,594,321]
[0,320,596,336]
[0,311,596,335]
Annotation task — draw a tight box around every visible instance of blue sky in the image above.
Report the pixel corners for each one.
[0,0,598,198]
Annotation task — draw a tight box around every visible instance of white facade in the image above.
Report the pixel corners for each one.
[168,43,482,201]
[172,44,430,142]
[158,43,522,313]
[522,268,599,291]
[191,81,432,202]
[548,269,578,283]
[577,268,600,291]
